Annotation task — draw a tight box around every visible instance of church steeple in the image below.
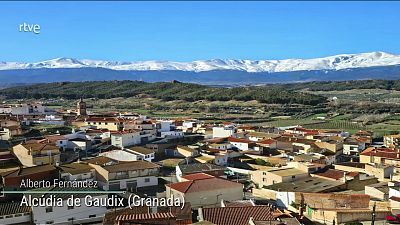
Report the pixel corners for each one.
[77,97,87,116]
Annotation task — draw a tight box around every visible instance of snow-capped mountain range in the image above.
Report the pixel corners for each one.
[2,52,400,73]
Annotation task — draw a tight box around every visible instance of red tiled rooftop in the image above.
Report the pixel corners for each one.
[389,196,400,202]
[181,173,214,181]
[346,171,359,177]
[237,126,256,130]
[204,137,228,144]
[201,206,273,225]
[228,137,253,144]
[315,169,359,180]
[85,129,110,134]
[355,137,370,143]
[116,212,176,221]
[223,200,255,207]
[258,139,276,145]
[44,135,65,142]
[110,129,140,135]
[314,169,346,180]
[361,147,400,160]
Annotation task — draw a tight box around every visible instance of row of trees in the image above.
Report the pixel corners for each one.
[273,79,400,91]
[0,81,326,105]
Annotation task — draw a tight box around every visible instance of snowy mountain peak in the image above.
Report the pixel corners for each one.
[1,52,400,73]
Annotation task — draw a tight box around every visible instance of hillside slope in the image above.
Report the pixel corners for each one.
[0,81,326,105]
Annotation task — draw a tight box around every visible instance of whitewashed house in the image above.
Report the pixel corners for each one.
[111,130,141,147]
[0,202,31,225]
[160,130,184,138]
[59,162,96,181]
[127,147,155,162]
[29,187,107,225]
[88,160,160,191]
[228,137,255,151]
[212,125,236,138]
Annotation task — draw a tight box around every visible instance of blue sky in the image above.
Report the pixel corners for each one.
[1,1,400,62]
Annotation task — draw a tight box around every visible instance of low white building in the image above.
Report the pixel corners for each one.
[111,130,141,148]
[99,147,155,162]
[212,126,236,138]
[127,147,155,162]
[59,162,96,181]
[158,120,174,132]
[0,103,45,115]
[228,137,254,151]
[29,187,107,225]
[88,160,160,191]
[54,133,92,151]
[0,202,31,225]
[343,138,365,155]
[99,149,140,162]
[160,130,184,138]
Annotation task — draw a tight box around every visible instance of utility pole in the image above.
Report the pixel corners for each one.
[372,202,376,225]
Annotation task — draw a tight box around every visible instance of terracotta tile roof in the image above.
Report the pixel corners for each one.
[286,127,320,135]
[85,128,110,134]
[346,171,359,177]
[84,156,118,166]
[258,139,276,145]
[223,200,255,207]
[360,147,400,160]
[128,146,155,155]
[110,130,140,135]
[103,206,150,225]
[201,206,273,225]
[112,206,192,225]
[116,212,176,221]
[167,180,193,193]
[228,137,253,144]
[102,160,160,173]
[178,163,225,174]
[19,143,58,152]
[203,137,228,144]
[355,137,370,143]
[44,134,66,142]
[314,169,359,180]
[59,163,93,175]
[314,169,345,180]
[0,202,31,216]
[237,126,256,130]
[167,177,242,194]
[181,173,214,181]
[389,196,400,202]
[1,164,57,177]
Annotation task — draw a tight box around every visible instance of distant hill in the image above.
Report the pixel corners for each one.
[0,81,326,105]
[262,79,400,91]
[0,65,399,85]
